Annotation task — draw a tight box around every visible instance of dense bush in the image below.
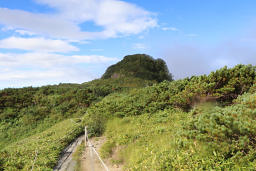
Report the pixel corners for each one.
[0,77,152,146]
[101,110,194,170]
[1,61,256,170]
[99,88,256,170]
[87,65,256,136]
[0,86,94,149]
[187,92,256,168]
[82,64,256,169]
[0,76,155,170]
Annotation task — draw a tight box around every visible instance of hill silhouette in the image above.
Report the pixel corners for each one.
[102,54,173,82]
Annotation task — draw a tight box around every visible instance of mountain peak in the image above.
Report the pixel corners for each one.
[102,54,173,82]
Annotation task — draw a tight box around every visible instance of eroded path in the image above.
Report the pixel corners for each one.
[55,135,123,171]
[81,136,123,171]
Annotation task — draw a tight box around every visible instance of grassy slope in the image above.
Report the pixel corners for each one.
[0,119,83,170]
[100,91,256,170]
[1,64,256,170]
[82,65,256,170]
[0,77,154,170]
[102,109,189,170]
[86,65,256,135]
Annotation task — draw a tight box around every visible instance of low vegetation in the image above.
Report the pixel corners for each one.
[101,92,256,170]
[0,119,83,170]
[0,74,154,170]
[86,64,256,169]
[1,54,256,170]
[86,64,256,135]
[72,140,85,171]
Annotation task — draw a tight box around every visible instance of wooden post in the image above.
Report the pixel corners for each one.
[84,126,87,147]
[84,126,109,171]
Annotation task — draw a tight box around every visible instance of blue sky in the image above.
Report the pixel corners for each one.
[0,0,256,88]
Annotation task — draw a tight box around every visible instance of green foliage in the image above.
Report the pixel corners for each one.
[87,65,256,136]
[187,92,256,168]
[0,76,153,170]
[207,64,256,102]
[102,91,256,170]
[72,140,85,171]
[83,64,256,169]
[102,54,173,82]
[0,119,83,170]
[0,85,94,149]
[1,61,256,170]
[100,141,115,158]
[0,76,150,146]
[103,109,196,170]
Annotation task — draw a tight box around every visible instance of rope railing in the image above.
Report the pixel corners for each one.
[85,127,109,171]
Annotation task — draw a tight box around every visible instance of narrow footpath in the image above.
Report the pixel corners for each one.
[55,135,123,171]
[81,136,122,171]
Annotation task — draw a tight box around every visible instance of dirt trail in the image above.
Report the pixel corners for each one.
[81,136,123,171]
[54,135,122,171]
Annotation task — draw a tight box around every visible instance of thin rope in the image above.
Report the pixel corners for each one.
[89,140,95,171]
[85,127,109,171]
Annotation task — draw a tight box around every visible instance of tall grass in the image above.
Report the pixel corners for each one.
[0,119,83,170]
[101,92,256,170]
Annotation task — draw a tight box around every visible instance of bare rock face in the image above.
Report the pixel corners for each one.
[111,73,121,79]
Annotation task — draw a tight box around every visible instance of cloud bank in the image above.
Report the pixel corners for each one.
[0,52,119,88]
[163,39,256,80]
[0,0,157,40]
[0,37,78,52]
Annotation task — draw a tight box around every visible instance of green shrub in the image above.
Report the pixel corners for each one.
[187,92,256,168]
[0,119,83,170]
[100,141,115,158]
[87,65,256,136]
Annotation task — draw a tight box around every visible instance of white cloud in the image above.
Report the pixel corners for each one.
[0,0,157,40]
[15,30,36,36]
[0,67,94,88]
[0,8,86,40]
[162,27,179,31]
[133,43,147,50]
[0,37,78,52]
[0,69,65,80]
[1,26,15,32]
[0,52,119,88]
[72,55,119,63]
[0,52,118,68]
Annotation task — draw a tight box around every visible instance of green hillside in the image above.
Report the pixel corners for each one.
[86,64,256,170]
[0,79,155,169]
[0,55,157,170]
[102,54,173,82]
[1,54,256,170]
